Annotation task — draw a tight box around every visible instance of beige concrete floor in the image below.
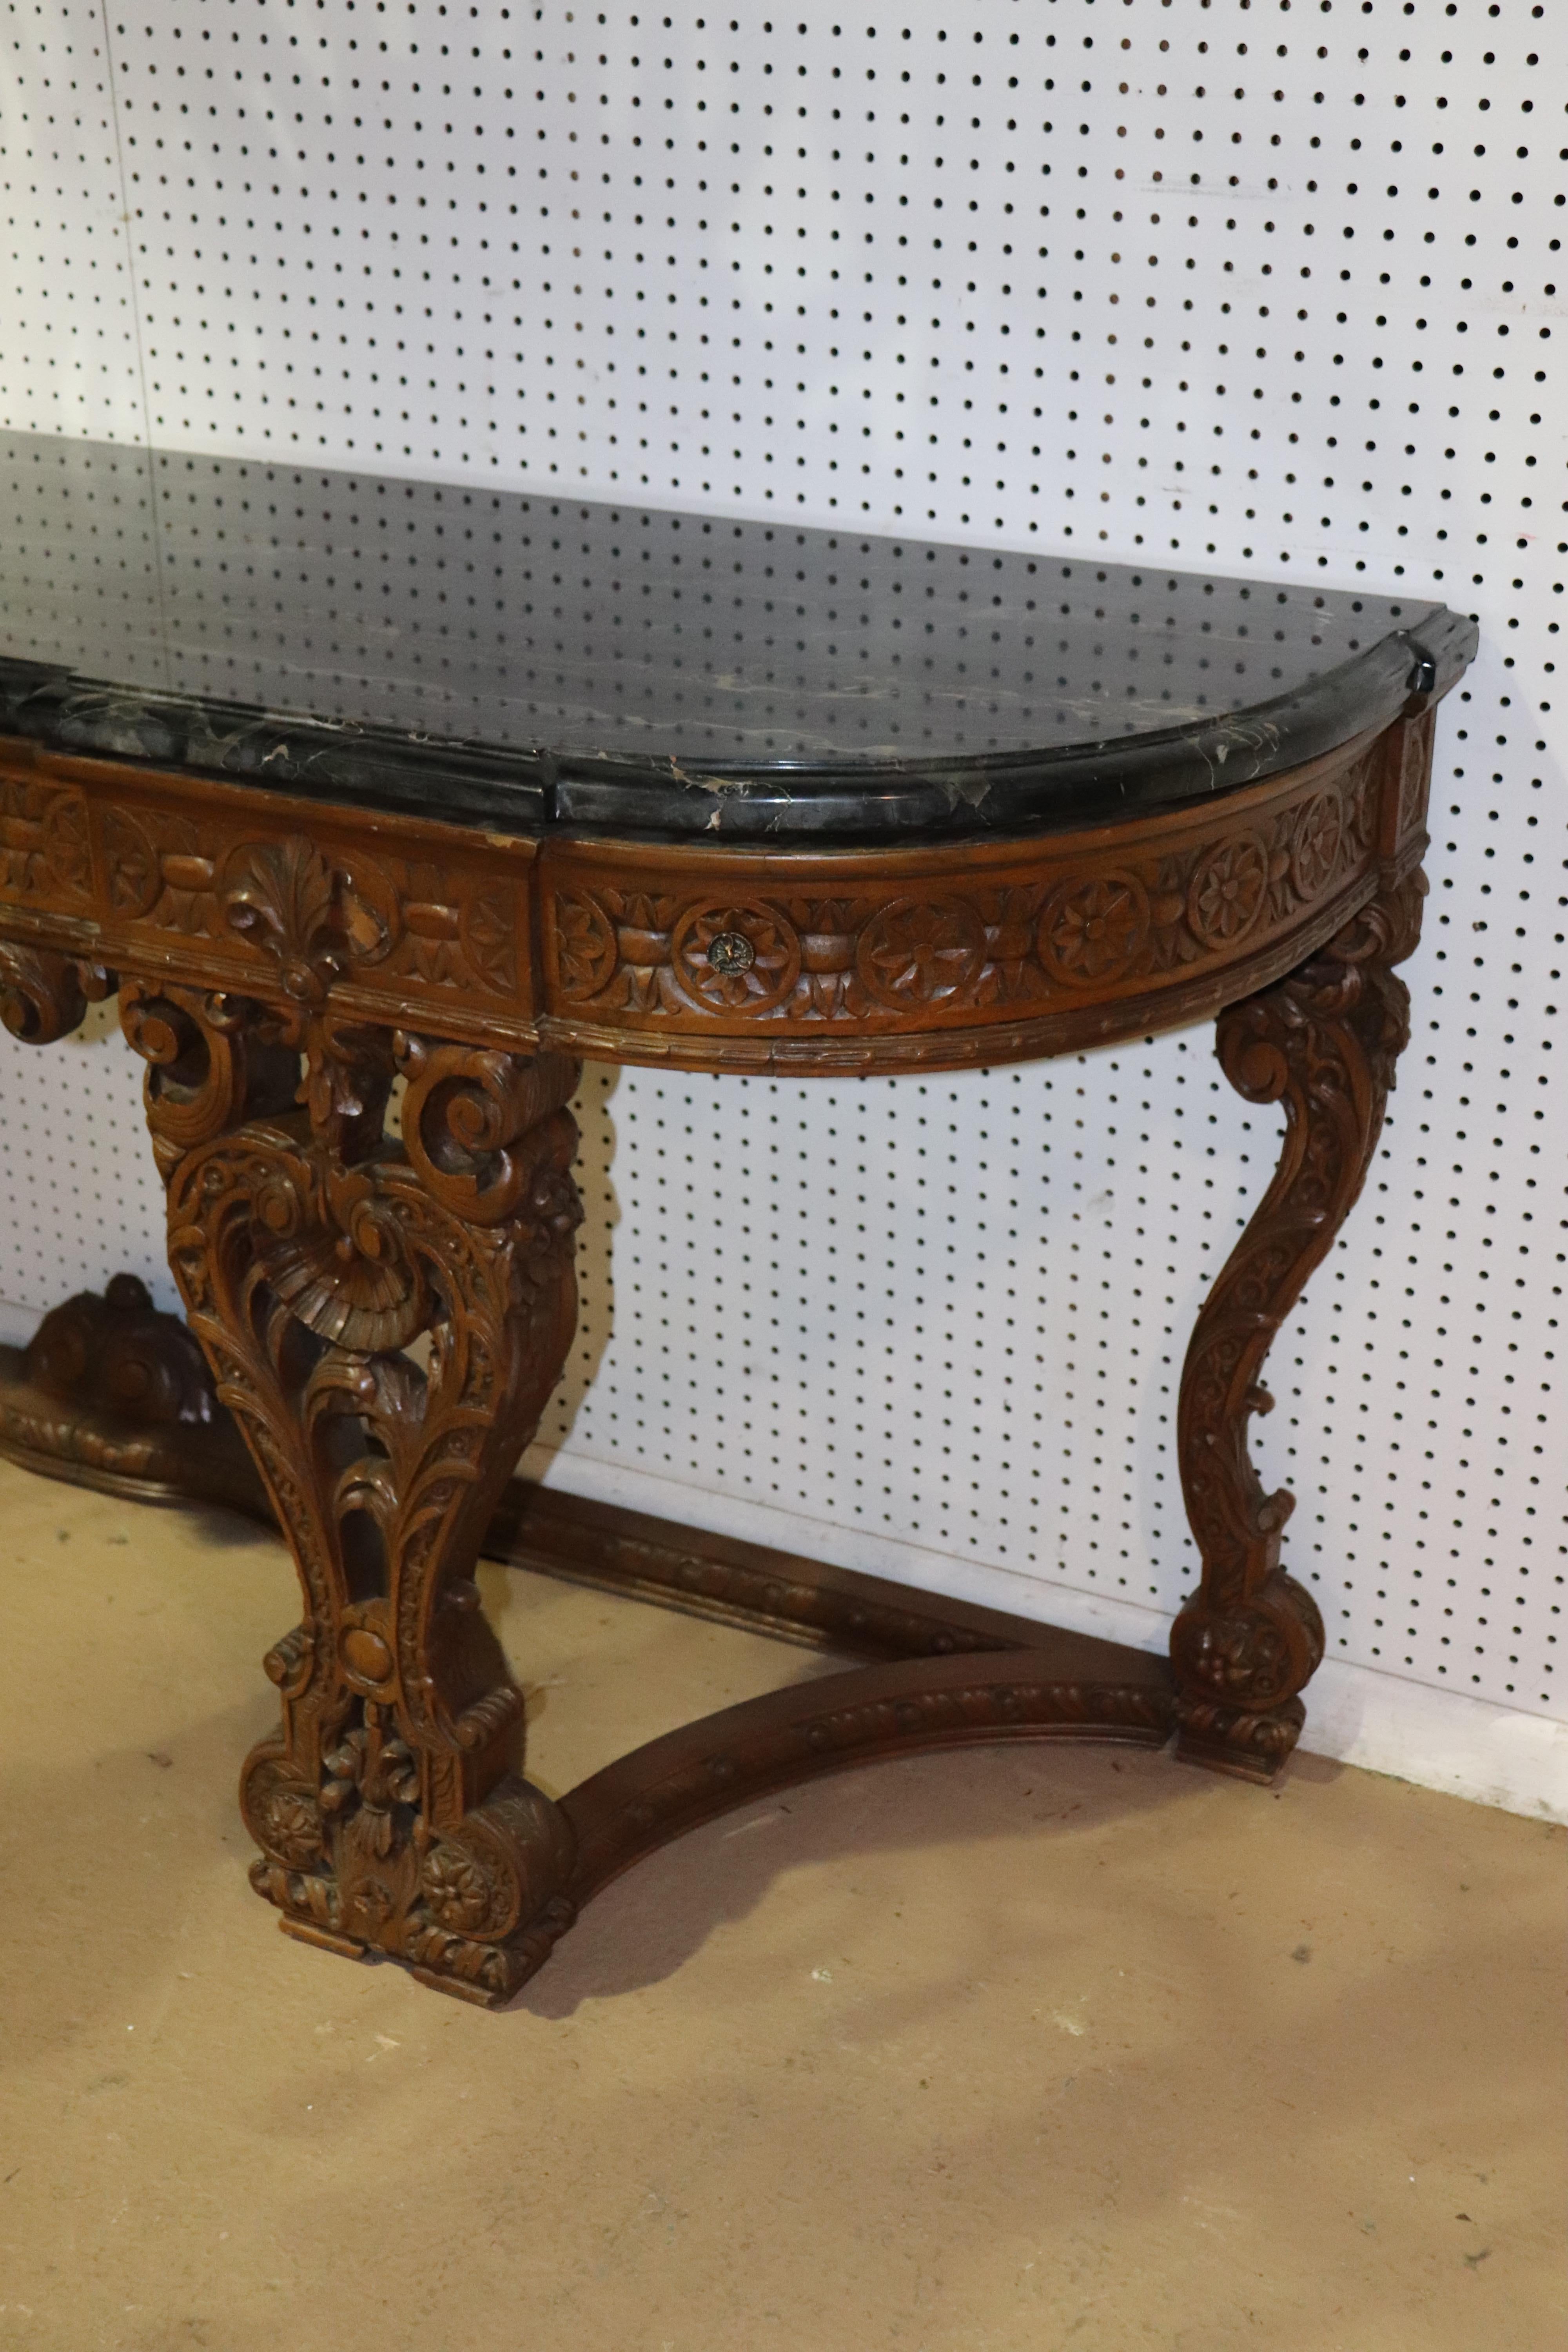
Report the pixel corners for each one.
[0,1459,1561,2352]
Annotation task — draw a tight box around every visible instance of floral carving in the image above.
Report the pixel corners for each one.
[855,895,985,1009]
[671,899,802,1012]
[104,807,162,918]
[538,748,1386,1045]
[554,890,621,1001]
[1289,791,1343,902]
[1186,835,1270,946]
[1396,707,1436,843]
[460,893,519,995]
[0,735,1392,1070]
[1036,871,1151,987]
[244,1751,327,1870]
[0,778,90,902]
[422,1841,499,1935]
[42,791,90,898]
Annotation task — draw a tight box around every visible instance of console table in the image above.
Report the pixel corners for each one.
[0,436,1475,2004]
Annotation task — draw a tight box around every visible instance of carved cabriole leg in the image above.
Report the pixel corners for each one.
[1172,871,1426,1782]
[120,976,584,2006]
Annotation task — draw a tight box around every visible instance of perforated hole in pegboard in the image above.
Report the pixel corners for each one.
[0,0,1561,1725]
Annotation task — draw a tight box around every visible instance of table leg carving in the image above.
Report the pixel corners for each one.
[1172,873,1425,1781]
[121,980,585,2005]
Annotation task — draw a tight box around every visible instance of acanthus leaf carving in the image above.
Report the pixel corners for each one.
[222,835,346,1005]
[82,802,517,1006]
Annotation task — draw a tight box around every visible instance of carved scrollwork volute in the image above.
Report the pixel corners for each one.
[396,1036,583,1230]
[417,1784,576,1947]
[119,982,301,1181]
[0,940,93,1044]
[1172,876,1422,1779]
[1328,865,1426,975]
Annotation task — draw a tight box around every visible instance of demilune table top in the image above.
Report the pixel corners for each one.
[0,431,1473,841]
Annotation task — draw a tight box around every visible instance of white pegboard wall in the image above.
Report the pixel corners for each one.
[0,1001,170,1325]
[0,1,1563,1767]
[0,4,146,443]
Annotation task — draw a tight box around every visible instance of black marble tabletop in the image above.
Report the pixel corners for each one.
[0,432,1472,842]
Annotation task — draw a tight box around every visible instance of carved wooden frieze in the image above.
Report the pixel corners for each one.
[0,746,535,1042]
[0,715,1421,1077]
[541,736,1388,1049]
[103,809,524,1004]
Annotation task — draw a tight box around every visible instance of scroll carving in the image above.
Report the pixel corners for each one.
[1171,871,1425,1778]
[0,940,92,1044]
[123,978,585,2005]
[119,981,301,1180]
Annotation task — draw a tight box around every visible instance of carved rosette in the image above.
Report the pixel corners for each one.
[1290,793,1343,901]
[856,894,987,1009]
[671,899,802,1012]
[119,966,586,2004]
[0,777,91,904]
[1187,835,1270,947]
[1171,871,1425,1779]
[1037,871,1151,987]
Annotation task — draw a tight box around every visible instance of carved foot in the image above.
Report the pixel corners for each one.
[1169,1570,1326,1781]
[245,1733,579,2006]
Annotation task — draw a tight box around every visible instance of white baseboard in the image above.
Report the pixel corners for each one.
[518,1441,1568,1826]
[1300,1657,1568,1824]
[0,1296,39,1349]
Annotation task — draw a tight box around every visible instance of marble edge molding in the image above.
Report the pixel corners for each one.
[0,603,1474,845]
